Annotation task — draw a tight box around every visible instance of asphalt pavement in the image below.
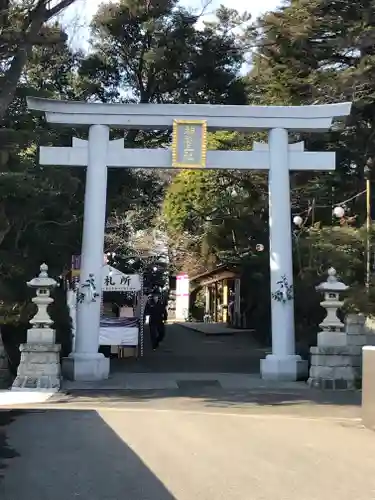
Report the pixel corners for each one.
[0,392,373,500]
[0,323,372,499]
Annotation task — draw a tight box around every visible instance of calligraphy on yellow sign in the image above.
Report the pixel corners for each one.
[182,126,197,162]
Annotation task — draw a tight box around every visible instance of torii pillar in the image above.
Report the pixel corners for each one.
[67,127,110,380]
[262,130,304,379]
[26,97,351,381]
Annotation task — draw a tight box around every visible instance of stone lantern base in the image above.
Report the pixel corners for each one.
[307,346,361,390]
[11,341,61,392]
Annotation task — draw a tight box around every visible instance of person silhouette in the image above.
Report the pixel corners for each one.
[145,293,168,350]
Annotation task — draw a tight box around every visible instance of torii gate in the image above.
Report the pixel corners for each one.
[27,97,351,381]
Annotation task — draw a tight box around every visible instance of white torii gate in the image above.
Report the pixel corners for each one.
[27,97,352,381]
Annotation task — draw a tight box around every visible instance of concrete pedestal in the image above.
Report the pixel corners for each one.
[62,352,110,381]
[260,354,308,381]
[12,343,61,391]
[362,346,375,430]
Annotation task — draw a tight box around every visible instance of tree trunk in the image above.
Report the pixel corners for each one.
[0,0,77,120]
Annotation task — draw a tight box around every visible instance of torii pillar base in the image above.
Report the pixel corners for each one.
[62,352,110,382]
[261,354,308,382]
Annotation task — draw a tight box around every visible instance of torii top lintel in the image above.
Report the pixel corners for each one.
[27,97,352,132]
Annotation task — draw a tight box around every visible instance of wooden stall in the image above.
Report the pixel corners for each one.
[191,265,242,326]
[67,264,146,359]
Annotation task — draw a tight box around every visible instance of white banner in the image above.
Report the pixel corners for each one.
[176,273,189,296]
[176,273,189,320]
[99,326,139,346]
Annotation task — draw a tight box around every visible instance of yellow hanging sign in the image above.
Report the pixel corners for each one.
[172,119,207,168]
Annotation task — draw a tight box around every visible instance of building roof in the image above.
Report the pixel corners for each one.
[190,265,240,287]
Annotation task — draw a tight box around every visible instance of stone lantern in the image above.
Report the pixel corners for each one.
[316,267,349,347]
[12,264,61,392]
[27,263,56,335]
[308,267,358,390]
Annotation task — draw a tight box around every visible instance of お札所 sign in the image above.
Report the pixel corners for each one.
[102,265,141,292]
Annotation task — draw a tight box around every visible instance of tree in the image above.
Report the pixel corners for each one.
[0,0,251,315]
[163,170,268,273]
[79,0,249,106]
[0,34,85,320]
[0,0,78,119]
[162,0,375,339]
[238,0,375,340]
[248,0,375,218]
[162,129,271,275]
[247,0,375,263]
[77,0,251,268]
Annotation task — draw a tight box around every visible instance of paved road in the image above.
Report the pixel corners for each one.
[0,394,373,500]
[0,326,370,499]
[113,323,264,373]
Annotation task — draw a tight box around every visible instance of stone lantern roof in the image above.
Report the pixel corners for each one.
[27,263,57,289]
[316,267,349,293]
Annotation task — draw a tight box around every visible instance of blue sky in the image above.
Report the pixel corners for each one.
[60,0,282,51]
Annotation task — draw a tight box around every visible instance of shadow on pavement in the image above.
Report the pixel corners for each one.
[56,387,361,409]
[0,411,20,481]
[0,409,176,500]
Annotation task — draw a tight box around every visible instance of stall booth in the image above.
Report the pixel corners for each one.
[190,265,242,326]
[67,264,146,359]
